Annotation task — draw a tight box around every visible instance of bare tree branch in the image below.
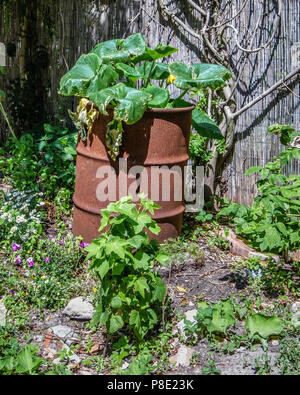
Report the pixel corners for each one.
[186,0,207,17]
[222,0,282,54]
[208,0,249,30]
[232,67,300,119]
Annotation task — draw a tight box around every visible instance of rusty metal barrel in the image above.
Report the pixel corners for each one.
[72,104,194,243]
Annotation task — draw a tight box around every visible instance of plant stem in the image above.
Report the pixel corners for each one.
[144,61,155,88]
[0,101,17,140]
[176,89,189,101]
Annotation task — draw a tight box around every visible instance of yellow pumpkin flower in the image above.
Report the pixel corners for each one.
[167,74,177,84]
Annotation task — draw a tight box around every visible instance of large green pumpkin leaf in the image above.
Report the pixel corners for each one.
[92,33,146,64]
[59,53,101,96]
[115,63,141,80]
[246,313,283,339]
[142,85,170,108]
[146,44,178,60]
[192,109,223,139]
[207,299,236,334]
[169,62,231,90]
[123,33,146,56]
[132,44,178,63]
[192,63,232,88]
[138,62,169,80]
[90,83,151,125]
[86,64,118,96]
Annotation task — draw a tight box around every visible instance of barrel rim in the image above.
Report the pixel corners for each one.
[87,101,195,114]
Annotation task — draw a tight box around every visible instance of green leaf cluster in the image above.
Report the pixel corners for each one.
[59,33,231,159]
[218,128,300,257]
[184,299,236,338]
[85,195,169,340]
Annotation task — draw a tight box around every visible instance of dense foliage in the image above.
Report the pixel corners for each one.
[86,195,169,340]
[218,125,300,258]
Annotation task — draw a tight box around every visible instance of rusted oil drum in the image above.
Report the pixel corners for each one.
[72,105,194,243]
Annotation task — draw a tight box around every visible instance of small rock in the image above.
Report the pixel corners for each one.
[45,347,58,359]
[50,325,80,346]
[169,345,194,367]
[78,369,93,375]
[272,340,279,346]
[62,297,95,321]
[291,302,300,313]
[121,362,130,370]
[0,302,6,327]
[61,344,81,364]
[291,311,300,329]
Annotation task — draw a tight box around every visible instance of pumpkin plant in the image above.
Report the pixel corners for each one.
[59,33,231,159]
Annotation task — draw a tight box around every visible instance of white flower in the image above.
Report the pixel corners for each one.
[10,226,18,233]
[16,215,26,224]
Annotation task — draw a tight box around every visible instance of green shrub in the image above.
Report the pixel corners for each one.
[85,195,169,340]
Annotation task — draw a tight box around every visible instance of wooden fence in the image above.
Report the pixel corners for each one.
[0,0,299,205]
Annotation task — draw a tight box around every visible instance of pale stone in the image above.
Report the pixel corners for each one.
[0,302,6,326]
[62,297,95,320]
[50,325,80,345]
[169,345,194,367]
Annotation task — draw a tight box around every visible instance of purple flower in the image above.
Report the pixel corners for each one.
[45,257,50,263]
[79,242,90,249]
[12,243,21,251]
[48,235,55,239]
[15,255,22,264]
[57,240,64,245]
[10,290,15,294]
[26,257,34,267]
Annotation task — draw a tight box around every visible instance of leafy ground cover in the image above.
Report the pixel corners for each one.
[0,123,299,376]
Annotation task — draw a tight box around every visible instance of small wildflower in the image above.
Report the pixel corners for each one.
[15,255,22,264]
[12,243,21,251]
[26,257,34,267]
[10,226,18,233]
[45,257,50,263]
[79,242,89,249]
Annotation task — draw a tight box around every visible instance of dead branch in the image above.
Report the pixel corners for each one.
[232,66,300,119]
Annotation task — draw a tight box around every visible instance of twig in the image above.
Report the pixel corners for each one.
[198,264,228,279]
[122,11,141,39]
[208,0,249,30]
